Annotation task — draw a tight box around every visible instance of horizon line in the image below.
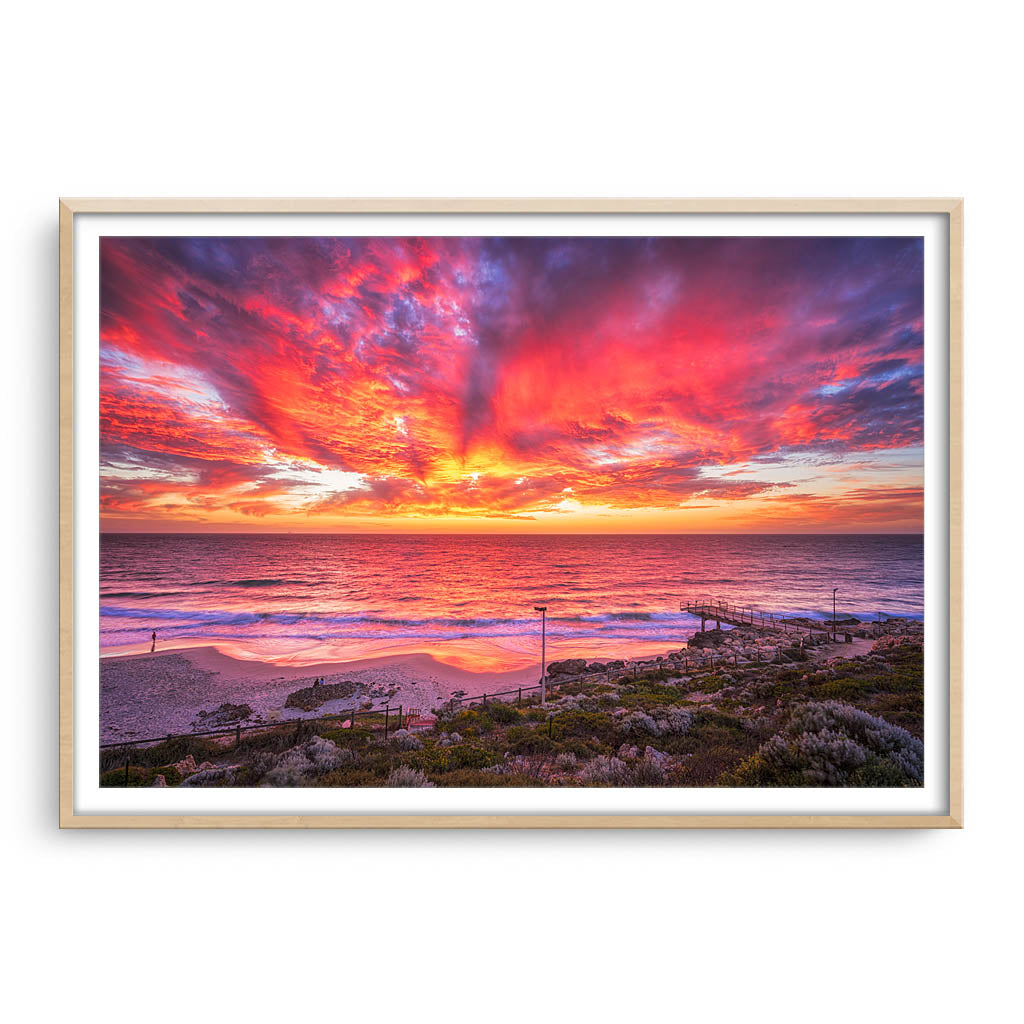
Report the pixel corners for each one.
[99,529,925,537]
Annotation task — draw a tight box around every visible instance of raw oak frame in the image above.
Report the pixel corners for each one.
[58,197,963,829]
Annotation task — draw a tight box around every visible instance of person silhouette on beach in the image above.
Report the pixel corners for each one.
[151,629,157,653]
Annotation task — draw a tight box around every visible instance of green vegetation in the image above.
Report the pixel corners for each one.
[102,637,924,790]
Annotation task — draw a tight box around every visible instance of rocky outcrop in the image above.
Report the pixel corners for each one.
[547,658,588,676]
[284,680,358,711]
[688,629,729,649]
[168,754,219,779]
[172,754,199,776]
[196,702,253,727]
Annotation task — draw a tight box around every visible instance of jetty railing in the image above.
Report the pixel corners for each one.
[681,598,839,637]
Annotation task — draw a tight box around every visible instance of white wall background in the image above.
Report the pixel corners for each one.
[2,2,1018,1021]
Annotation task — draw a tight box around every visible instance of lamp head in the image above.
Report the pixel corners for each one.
[534,605,547,612]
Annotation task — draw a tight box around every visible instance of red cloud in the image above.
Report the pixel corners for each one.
[99,236,924,531]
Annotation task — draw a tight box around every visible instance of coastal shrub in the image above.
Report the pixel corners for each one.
[579,756,629,786]
[813,676,873,700]
[100,765,152,787]
[318,767,381,787]
[552,693,605,713]
[562,737,597,760]
[432,699,466,726]
[616,707,693,739]
[409,746,451,773]
[320,726,373,747]
[408,743,496,774]
[486,702,521,724]
[555,752,578,771]
[508,729,556,756]
[180,765,242,787]
[385,766,434,788]
[869,692,924,735]
[553,709,616,743]
[262,735,345,786]
[447,745,498,770]
[617,691,692,711]
[249,751,279,779]
[454,709,496,734]
[617,711,661,737]
[577,749,668,787]
[434,769,546,788]
[391,729,423,751]
[629,756,667,787]
[155,765,183,787]
[728,700,924,787]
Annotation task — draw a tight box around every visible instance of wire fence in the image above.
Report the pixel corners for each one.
[99,702,411,751]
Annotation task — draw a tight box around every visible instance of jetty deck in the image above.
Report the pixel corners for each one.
[681,599,847,639]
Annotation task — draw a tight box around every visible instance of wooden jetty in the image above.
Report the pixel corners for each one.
[680,598,841,639]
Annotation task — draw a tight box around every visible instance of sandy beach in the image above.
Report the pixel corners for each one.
[99,632,699,743]
[101,643,543,743]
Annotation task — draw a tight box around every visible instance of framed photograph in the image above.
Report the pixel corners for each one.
[59,198,962,828]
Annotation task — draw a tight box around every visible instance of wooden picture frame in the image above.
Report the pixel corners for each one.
[59,198,962,828]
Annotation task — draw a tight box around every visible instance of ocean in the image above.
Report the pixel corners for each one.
[99,533,923,669]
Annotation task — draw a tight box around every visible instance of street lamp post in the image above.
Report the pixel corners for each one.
[833,587,838,641]
[534,605,548,705]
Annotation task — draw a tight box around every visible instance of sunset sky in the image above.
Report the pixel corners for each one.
[99,235,924,533]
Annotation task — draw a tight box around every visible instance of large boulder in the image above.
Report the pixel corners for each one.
[688,629,729,649]
[547,658,587,676]
[196,702,253,727]
[284,680,358,711]
[172,754,199,776]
